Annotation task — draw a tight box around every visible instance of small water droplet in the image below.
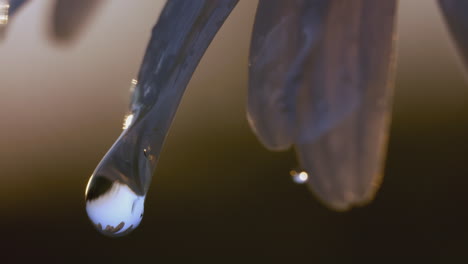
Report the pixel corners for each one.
[143,147,155,161]
[85,176,145,237]
[290,170,308,184]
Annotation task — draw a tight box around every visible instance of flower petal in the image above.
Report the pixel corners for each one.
[86,0,239,236]
[247,0,328,150]
[295,0,398,210]
[51,0,102,42]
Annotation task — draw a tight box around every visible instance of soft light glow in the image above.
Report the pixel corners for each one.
[291,170,308,184]
[129,78,138,93]
[122,114,134,130]
[298,172,308,181]
[0,1,9,25]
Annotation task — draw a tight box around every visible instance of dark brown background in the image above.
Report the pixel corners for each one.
[1,0,467,262]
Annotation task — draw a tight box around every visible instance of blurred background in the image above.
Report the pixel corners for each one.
[1,0,467,262]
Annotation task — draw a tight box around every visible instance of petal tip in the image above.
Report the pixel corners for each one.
[306,175,382,212]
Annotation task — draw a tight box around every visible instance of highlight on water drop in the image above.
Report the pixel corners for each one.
[85,176,145,237]
[129,78,138,93]
[122,113,134,130]
[290,170,308,184]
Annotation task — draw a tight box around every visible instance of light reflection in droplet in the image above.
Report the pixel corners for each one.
[85,178,145,237]
[0,1,9,25]
[122,114,134,130]
[130,78,138,93]
[290,170,308,184]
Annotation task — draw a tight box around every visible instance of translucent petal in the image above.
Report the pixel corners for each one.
[85,0,238,236]
[247,0,329,150]
[439,0,468,73]
[295,0,398,210]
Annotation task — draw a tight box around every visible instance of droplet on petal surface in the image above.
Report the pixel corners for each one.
[248,0,397,210]
[86,176,145,237]
[85,0,239,236]
[290,170,308,184]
